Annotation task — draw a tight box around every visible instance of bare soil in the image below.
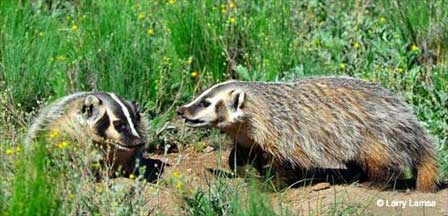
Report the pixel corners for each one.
[117,149,448,215]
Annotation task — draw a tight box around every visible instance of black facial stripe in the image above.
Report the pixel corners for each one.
[215,100,226,123]
[103,93,142,139]
[95,111,110,138]
[124,100,140,121]
[105,94,139,124]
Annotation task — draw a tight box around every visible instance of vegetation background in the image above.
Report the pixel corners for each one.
[0,0,447,215]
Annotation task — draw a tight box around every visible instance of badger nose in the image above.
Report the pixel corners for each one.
[177,106,185,116]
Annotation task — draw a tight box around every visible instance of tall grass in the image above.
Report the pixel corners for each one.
[7,141,63,216]
[183,179,283,216]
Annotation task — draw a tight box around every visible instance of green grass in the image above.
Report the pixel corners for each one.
[1,0,448,215]
[7,141,62,216]
[183,179,282,216]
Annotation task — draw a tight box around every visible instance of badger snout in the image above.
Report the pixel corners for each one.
[176,105,208,127]
[118,136,145,149]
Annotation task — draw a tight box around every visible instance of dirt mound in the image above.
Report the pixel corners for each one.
[127,149,448,215]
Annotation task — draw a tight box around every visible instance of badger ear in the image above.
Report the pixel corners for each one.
[230,90,245,111]
[82,95,102,120]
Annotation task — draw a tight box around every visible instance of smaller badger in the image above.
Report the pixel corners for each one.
[177,77,439,192]
[26,92,158,179]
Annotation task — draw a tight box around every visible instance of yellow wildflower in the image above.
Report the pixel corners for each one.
[397,67,404,73]
[191,71,199,78]
[69,193,75,200]
[229,17,236,24]
[411,44,419,52]
[168,0,176,4]
[6,148,14,155]
[221,4,227,14]
[186,56,193,65]
[57,141,69,149]
[176,182,183,190]
[138,13,145,20]
[172,170,181,178]
[71,24,78,32]
[129,174,135,180]
[379,16,386,24]
[339,63,346,69]
[15,146,21,153]
[229,2,235,9]
[96,186,103,193]
[49,129,60,138]
[146,28,155,36]
[56,55,66,62]
[353,42,360,49]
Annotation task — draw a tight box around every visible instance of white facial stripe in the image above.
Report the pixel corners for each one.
[108,93,140,137]
[185,80,236,107]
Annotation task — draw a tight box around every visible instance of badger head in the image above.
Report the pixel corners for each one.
[81,93,146,151]
[177,81,246,130]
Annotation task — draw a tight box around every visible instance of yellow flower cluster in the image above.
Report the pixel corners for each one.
[71,24,78,32]
[49,129,60,139]
[129,174,136,180]
[5,146,20,155]
[172,170,181,178]
[229,16,236,24]
[186,56,193,65]
[6,148,14,155]
[171,170,183,190]
[57,141,69,149]
[221,2,236,14]
[176,182,183,190]
[147,28,155,36]
[138,12,145,20]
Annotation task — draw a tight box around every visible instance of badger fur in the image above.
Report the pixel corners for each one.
[177,77,439,192]
[25,92,150,177]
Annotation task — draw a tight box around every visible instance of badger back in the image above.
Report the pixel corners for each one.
[241,77,430,169]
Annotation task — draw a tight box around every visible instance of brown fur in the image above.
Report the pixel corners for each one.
[178,77,439,192]
[416,153,439,192]
[26,92,149,178]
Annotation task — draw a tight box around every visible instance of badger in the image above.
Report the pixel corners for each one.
[177,77,439,192]
[25,92,154,178]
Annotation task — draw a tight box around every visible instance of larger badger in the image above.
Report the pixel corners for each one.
[177,77,439,192]
[25,92,151,178]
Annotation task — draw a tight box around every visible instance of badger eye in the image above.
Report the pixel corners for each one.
[199,100,211,108]
[113,120,126,131]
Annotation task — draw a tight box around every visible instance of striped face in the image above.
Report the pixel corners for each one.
[177,81,246,129]
[81,93,145,151]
